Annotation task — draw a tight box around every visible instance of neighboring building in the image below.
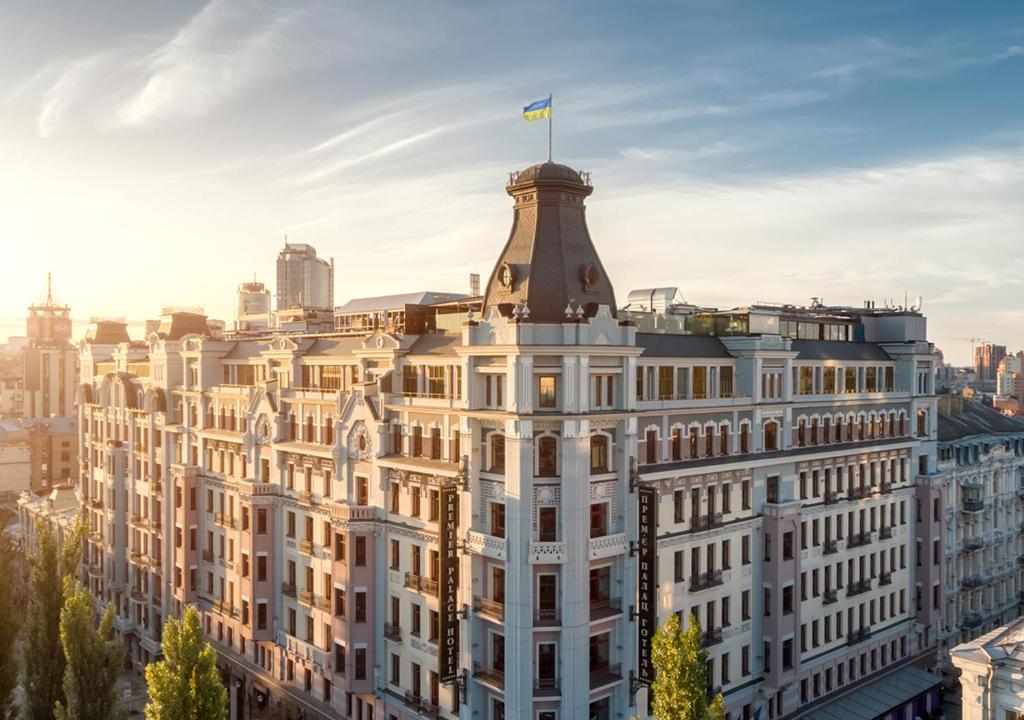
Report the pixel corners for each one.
[276,242,334,311]
[0,352,23,417]
[951,617,1024,720]
[17,483,82,556]
[0,420,31,498]
[80,161,943,720]
[994,352,1024,417]
[334,292,470,335]
[23,274,77,419]
[975,344,1007,387]
[931,397,1024,671]
[236,281,274,333]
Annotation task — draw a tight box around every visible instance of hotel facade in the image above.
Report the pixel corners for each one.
[75,161,994,720]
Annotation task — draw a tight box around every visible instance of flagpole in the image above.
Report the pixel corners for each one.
[548,93,553,162]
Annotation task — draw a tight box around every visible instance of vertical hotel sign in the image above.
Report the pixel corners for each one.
[636,484,657,686]
[439,484,460,683]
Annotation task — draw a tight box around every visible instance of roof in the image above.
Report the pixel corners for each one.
[303,337,367,357]
[637,333,732,359]
[407,333,463,357]
[791,340,892,362]
[951,616,1024,665]
[804,666,941,720]
[336,292,467,315]
[937,400,1024,442]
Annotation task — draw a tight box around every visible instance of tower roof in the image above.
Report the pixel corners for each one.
[482,162,616,323]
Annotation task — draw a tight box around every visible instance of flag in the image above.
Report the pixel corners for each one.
[523,96,551,121]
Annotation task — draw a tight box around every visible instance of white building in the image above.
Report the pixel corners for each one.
[951,617,1024,720]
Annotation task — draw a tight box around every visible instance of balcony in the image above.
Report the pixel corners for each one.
[89,531,104,544]
[474,596,505,622]
[473,662,505,690]
[589,663,622,690]
[824,491,840,506]
[962,499,985,513]
[201,550,214,563]
[846,627,872,646]
[849,486,869,500]
[130,589,147,604]
[214,513,235,529]
[534,678,561,697]
[879,526,893,540]
[879,571,893,586]
[847,531,872,548]
[823,539,838,555]
[88,563,104,578]
[879,482,893,495]
[589,597,623,622]
[846,579,871,597]
[963,537,985,552]
[689,570,724,593]
[535,608,561,627]
[299,589,314,607]
[962,575,986,590]
[1017,556,1024,566]
[402,692,439,720]
[823,589,838,605]
[384,623,402,641]
[298,490,313,505]
[298,539,314,556]
[691,513,724,532]
[701,627,724,648]
[281,582,296,598]
[316,595,331,613]
[129,514,146,528]
[961,612,983,630]
[88,497,103,510]
[213,599,236,617]
[404,573,439,597]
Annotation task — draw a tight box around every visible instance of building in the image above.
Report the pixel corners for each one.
[80,161,945,720]
[930,398,1024,670]
[950,617,1024,720]
[975,344,1007,388]
[0,420,31,498]
[993,352,1024,417]
[276,243,334,311]
[236,281,274,333]
[23,274,77,419]
[334,292,470,336]
[17,483,82,556]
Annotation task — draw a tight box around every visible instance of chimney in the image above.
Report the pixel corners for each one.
[469,273,480,297]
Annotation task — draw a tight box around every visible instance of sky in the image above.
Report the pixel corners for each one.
[1,1,1022,365]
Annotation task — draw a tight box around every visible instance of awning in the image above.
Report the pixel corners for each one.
[803,666,941,720]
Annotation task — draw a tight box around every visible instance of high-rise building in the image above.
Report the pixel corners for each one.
[974,343,1007,386]
[236,281,273,332]
[23,274,76,418]
[73,161,963,720]
[276,242,334,311]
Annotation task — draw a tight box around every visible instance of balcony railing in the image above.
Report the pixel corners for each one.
[962,499,985,513]
[879,526,893,540]
[846,578,871,597]
[879,571,893,586]
[474,596,505,622]
[824,539,838,555]
[689,570,724,592]
[701,627,724,647]
[473,662,505,690]
[823,589,838,605]
[849,486,869,500]
[879,482,893,495]
[214,513,235,529]
[281,582,296,598]
[962,575,986,590]
[298,589,314,607]
[404,573,439,597]
[847,531,872,548]
[88,497,103,509]
[384,623,402,641]
[691,513,724,532]
[535,608,561,627]
[589,663,622,690]
[298,490,313,505]
[846,627,872,646]
[202,550,214,563]
[589,597,623,622]
[963,537,985,552]
[298,539,314,556]
[824,491,840,506]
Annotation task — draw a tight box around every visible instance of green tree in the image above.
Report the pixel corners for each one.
[651,612,726,720]
[54,579,123,720]
[0,535,20,720]
[144,607,226,720]
[21,524,67,720]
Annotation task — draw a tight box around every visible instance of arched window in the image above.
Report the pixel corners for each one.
[764,421,779,452]
[189,405,198,427]
[916,410,927,437]
[305,415,315,443]
[704,426,715,457]
[590,435,608,473]
[797,418,806,447]
[489,434,505,473]
[538,436,558,476]
[739,423,750,454]
[719,423,730,456]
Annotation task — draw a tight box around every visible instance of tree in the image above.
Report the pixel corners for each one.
[651,612,726,720]
[21,524,67,720]
[54,579,123,720]
[0,535,19,720]
[144,607,226,720]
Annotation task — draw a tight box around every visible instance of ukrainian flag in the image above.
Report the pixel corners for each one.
[523,96,551,121]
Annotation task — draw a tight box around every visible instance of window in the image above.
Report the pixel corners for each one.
[589,502,608,538]
[590,435,608,473]
[538,376,558,408]
[490,502,506,539]
[355,536,366,566]
[356,476,368,506]
[489,434,505,472]
[538,436,558,476]
[538,507,557,542]
[355,591,366,622]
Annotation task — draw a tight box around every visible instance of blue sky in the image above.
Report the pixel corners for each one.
[1,1,1022,363]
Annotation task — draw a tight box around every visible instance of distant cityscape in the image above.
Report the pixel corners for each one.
[3,162,1022,720]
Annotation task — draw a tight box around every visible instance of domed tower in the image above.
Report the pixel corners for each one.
[482,162,617,323]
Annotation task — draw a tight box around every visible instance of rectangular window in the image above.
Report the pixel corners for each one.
[538,375,558,408]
